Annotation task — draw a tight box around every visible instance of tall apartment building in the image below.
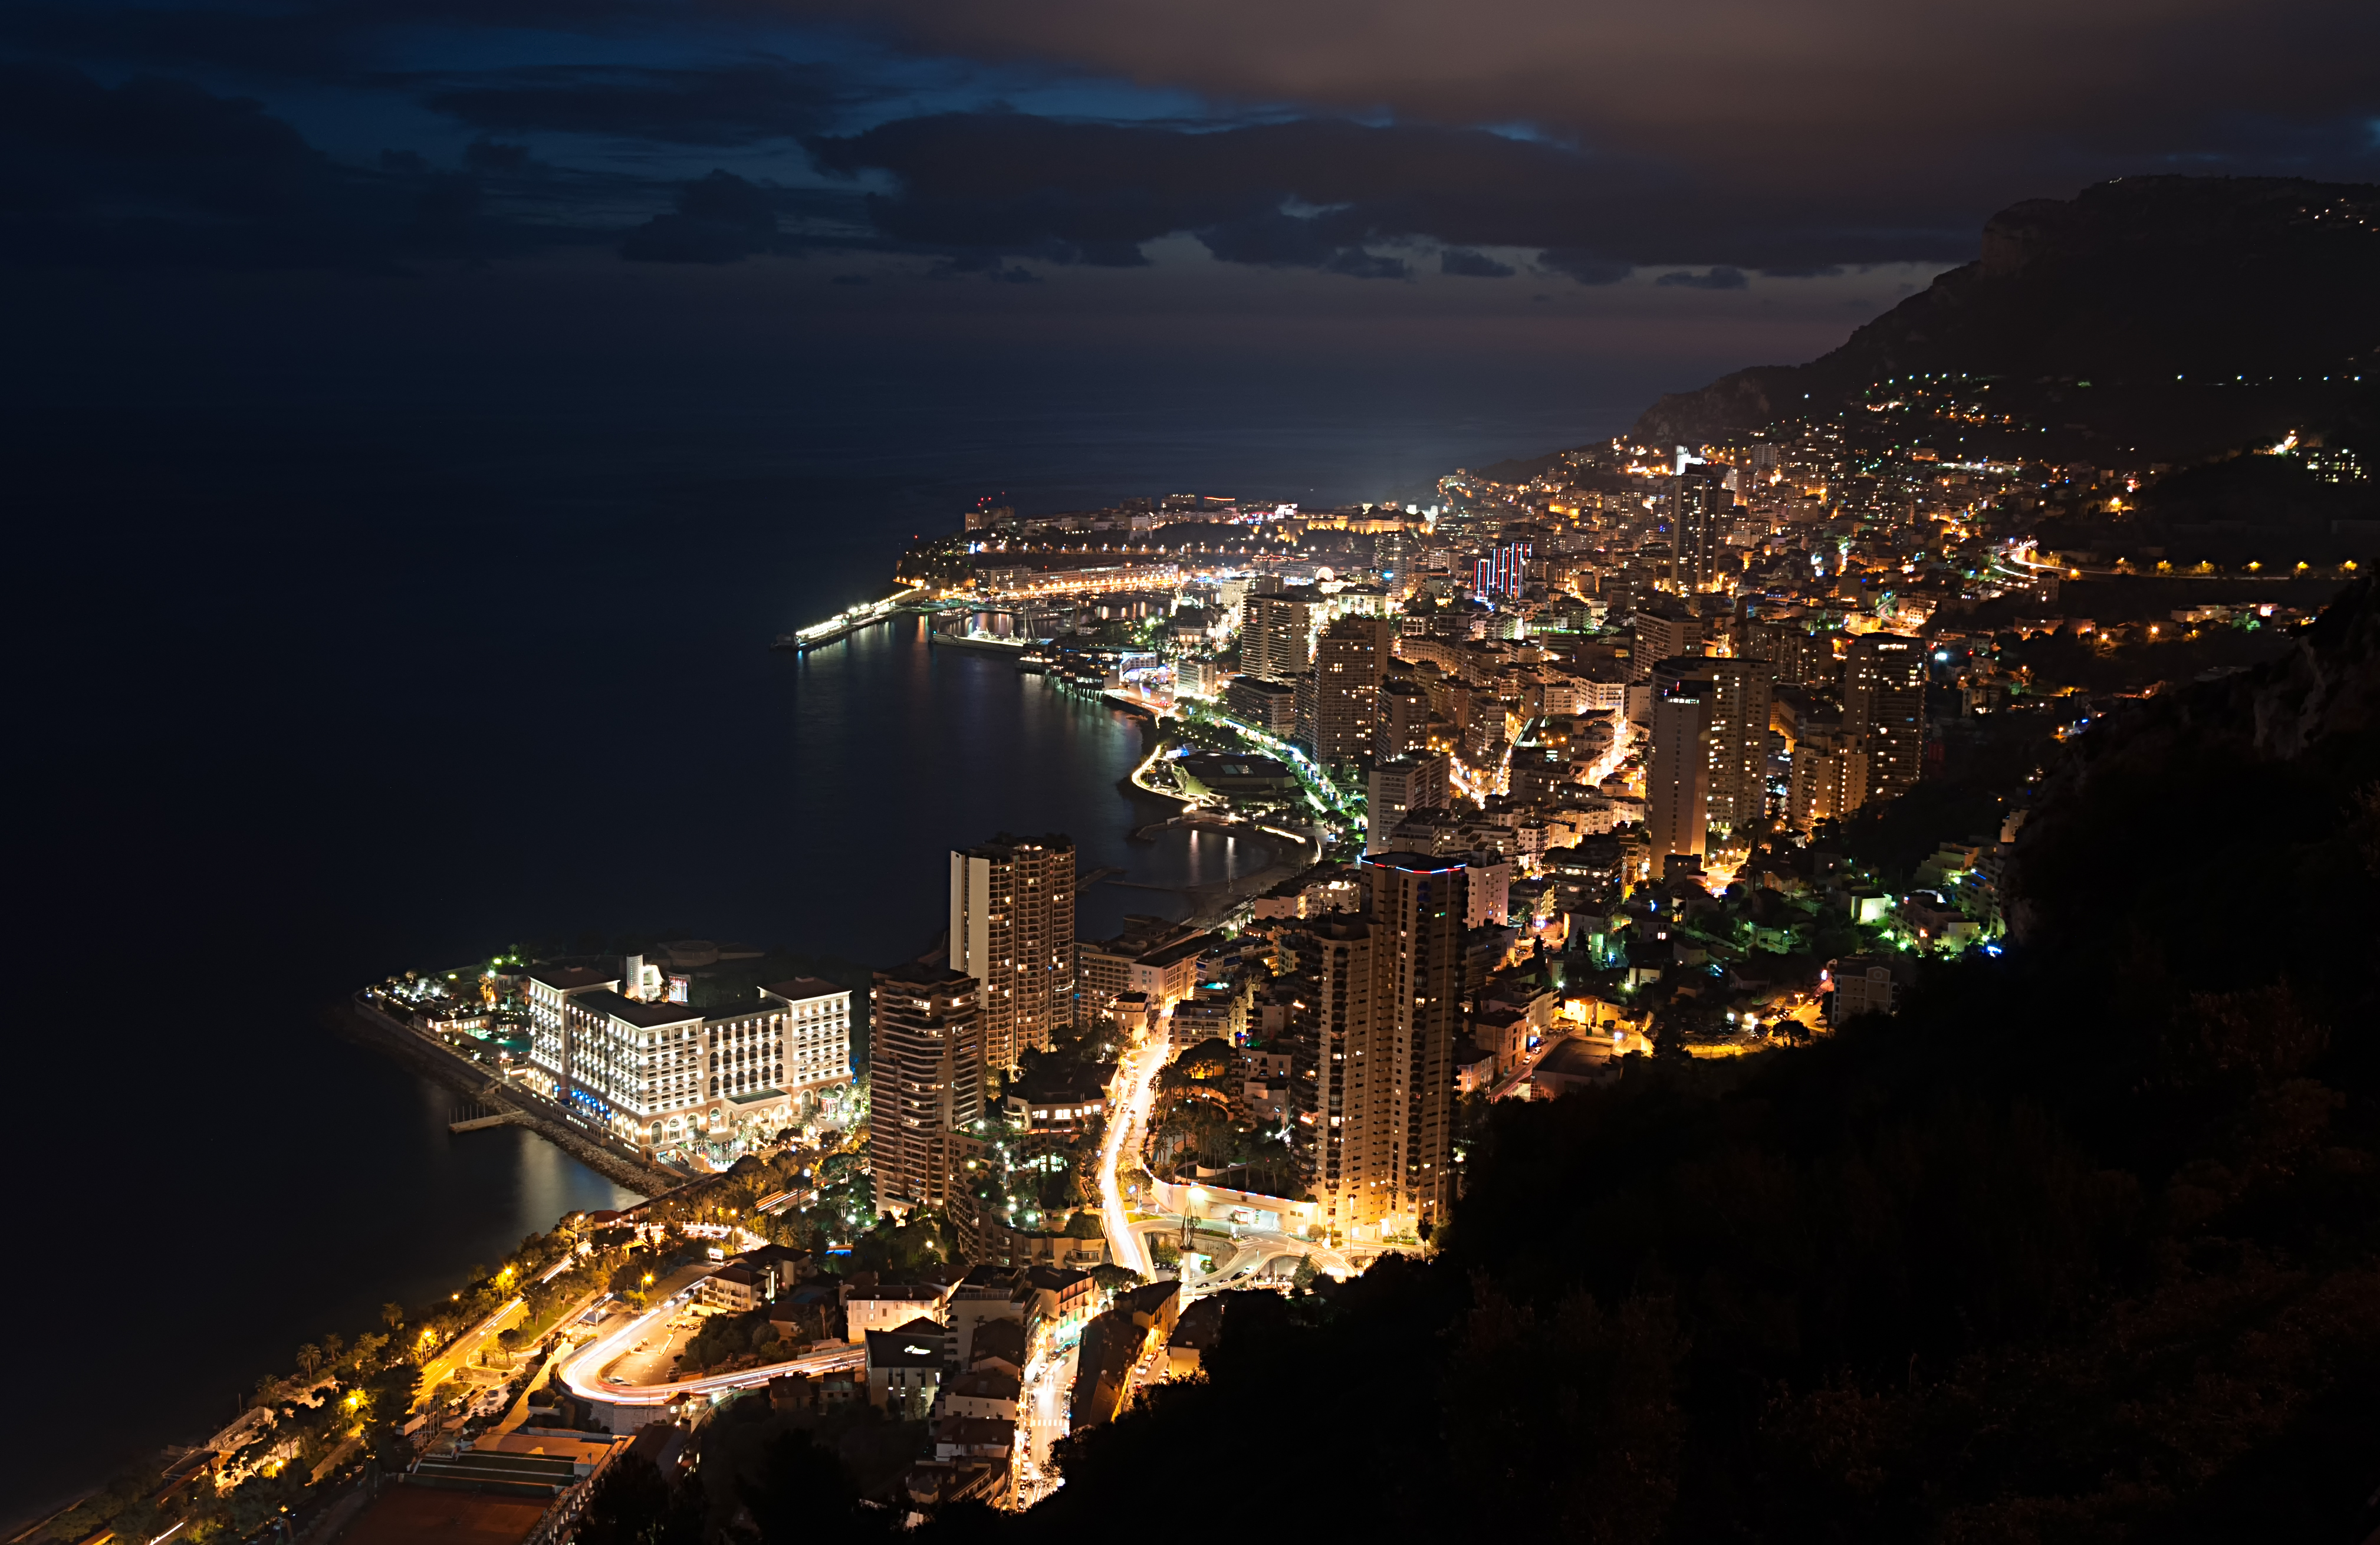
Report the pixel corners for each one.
[1704,657,1776,834]
[1787,722,1869,834]
[1241,591,1317,681]
[1646,673,1714,865]
[1378,676,1432,757]
[1314,615,1393,767]
[1223,675,1298,738]
[1667,464,1733,591]
[1365,752,1451,852]
[1311,854,1469,1241]
[1630,598,1710,681]
[869,965,984,1215]
[525,963,846,1158]
[949,833,1077,1076]
[1844,634,1928,802]
[1740,616,1840,689]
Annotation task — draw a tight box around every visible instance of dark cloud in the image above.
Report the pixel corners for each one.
[808,113,1973,277]
[425,60,886,146]
[620,168,777,262]
[1654,265,1748,290]
[0,61,673,268]
[1,0,2370,283]
[1194,208,1405,277]
[0,60,316,218]
[1439,246,1514,278]
[781,0,2380,238]
[925,251,1042,281]
[1535,248,1631,285]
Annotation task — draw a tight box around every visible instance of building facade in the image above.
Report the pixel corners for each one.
[1630,599,1710,681]
[1365,752,1450,852]
[1313,854,1470,1242]
[1240,592,1317,681]
[870,965,985,1215]
[1646,677,1713,865]
[1222,675,1298,738]
[1377,676,1432,758]
[1787,722,1869,835]
[949,833,1077,1076]
[525,964,846,1158]
[1313,615,1392,767]
[1704,656,1776,834]
[1845,633,1927,802]
[1667,464,1733,591]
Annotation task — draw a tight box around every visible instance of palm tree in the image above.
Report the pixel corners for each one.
[382,1302,404,1332]
[296,1344,324,1379]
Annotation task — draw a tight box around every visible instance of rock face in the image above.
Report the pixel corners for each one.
[1629,176,2380,460]
[2248,576,2380,759]
[2006,576,2380,944]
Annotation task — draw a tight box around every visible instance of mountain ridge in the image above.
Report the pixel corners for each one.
[1622,175,2380,465]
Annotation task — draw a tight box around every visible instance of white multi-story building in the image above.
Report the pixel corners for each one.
[524,965,852,1158]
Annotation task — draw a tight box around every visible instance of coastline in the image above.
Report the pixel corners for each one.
[1105,703,1323,927]
[334,997,680,1196]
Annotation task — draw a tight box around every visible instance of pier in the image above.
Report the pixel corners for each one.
[771,586,933,653]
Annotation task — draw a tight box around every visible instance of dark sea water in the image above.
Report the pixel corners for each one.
[0,342,1681,1524]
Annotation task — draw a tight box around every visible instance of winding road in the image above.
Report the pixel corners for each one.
[553,1290,863,1413]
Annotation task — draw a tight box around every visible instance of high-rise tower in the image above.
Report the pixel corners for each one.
[1844,635,1927,803]
[1646,672,1714,866]
[1705,656,1776,834]
[1314,614,1393,768]
[868,964,983,1215]
[1666,464,1732,591]
[1313,854,1470,1241]
[949,833,1076,1076]
[1241,591,1317,681]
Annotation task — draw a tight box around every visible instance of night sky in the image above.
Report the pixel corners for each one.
[5,0,2372,410]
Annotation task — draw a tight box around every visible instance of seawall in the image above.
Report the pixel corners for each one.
[337,997,681,1196]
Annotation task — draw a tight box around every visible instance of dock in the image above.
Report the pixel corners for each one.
[772,587,933,653]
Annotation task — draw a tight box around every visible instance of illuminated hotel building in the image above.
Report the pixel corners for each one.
[524,965,850,1157]
[1313,853,1470,1242]
[949,833,1077,1076]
